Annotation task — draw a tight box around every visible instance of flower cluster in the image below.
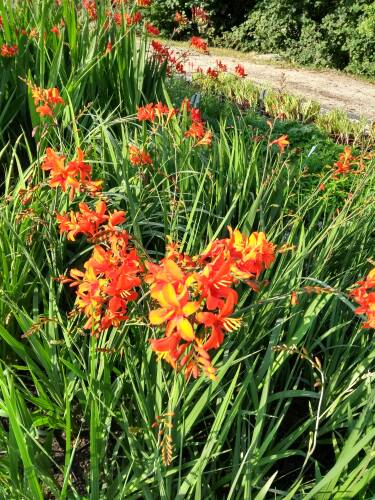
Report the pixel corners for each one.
[151,40,186,75]
[216,60,227,73]
[183,100,212,146]
[206,67,219,79]
[41,148,102,200]
[146,23,160,36]
[67,230,143,332]
[29,84,65,118]
[189,36,209,54]
[332,146,364,178]
[1,43,18,57]
[137,101,177,123]
[235,64,247,78]
[174,11,188,26]
[192,6,209,25]
[82,0,97,21]
[56,199,124,241]
[350,268,375,329]
[146,228,275,380]
[129,145,153,166]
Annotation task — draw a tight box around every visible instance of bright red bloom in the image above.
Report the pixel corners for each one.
[83,0,97,20]
[137,0,151,6]
[189,36,209,54]
[51,25,59,35]
[207,67,218,79]
[146,22,160,35]
[125,11,142,26]
[216,60,227,73]
[234,64,247,78]
[1,44,18,57]
[350,268,375,329]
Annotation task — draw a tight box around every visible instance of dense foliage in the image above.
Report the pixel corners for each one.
[0,1,374,498]
[149,0,375,76]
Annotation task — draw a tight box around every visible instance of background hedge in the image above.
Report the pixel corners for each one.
[149,0,375,77]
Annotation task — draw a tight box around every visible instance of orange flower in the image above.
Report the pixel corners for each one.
[149,283,200,341]
[185,121,205,140]
[41,147,100,200]
[196,293,241,351]
[129,146,153,166]
[269,134,289,153]
[137,103,155,122]
[68,233,142,333]
[51,25,59,35]
[290,291,299,306]
[195,130,212,147]
[30,84,64,118]
[36,104,53,117]
[332,146,364,177]
[137,102,176,123]
[200,227,275,280]
[174,11,188,25]
[146,228,274,380]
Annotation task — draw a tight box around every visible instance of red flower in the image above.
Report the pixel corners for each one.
[146,23,160,36]
[189,36,209,54]
[207,67,218,79]
[1,44,18,57]
[234,64,247,78]
[82,0,97,20]
[216,60,227,73]
[51,25,59,35]
[350,268,375,329]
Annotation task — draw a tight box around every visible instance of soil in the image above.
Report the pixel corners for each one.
[177,48,375,121]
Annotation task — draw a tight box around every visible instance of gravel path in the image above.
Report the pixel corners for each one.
[179,49,375,121]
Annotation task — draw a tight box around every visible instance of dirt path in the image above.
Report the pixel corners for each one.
[176,48,375,121]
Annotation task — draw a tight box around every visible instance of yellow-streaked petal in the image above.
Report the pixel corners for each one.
[149,308,173,325]
[178,318,195,341]
[182,301,201,316]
